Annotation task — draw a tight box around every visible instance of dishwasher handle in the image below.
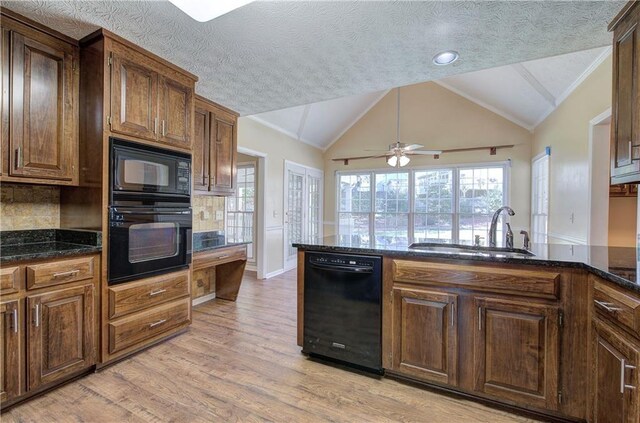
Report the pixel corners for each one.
[309,262,374,274]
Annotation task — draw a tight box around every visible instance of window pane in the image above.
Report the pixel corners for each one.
[414,213,452,244]
[374,213,408,247]
[458,166,505,246]
[338,212,370,247]
[375,172,409,213]
[339,174,371,212]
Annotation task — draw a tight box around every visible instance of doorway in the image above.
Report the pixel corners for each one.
[588,109,637,247]
[283,161,323,271]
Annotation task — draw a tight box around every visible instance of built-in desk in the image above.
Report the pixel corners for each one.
[191,244,249,304]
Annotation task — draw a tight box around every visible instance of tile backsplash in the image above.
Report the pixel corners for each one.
[192,195,225,232]
[0,183,60,230]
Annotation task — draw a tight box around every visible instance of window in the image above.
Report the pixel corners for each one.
[227,164,256,261]
[337,164,509,247]
[531,152,549,245]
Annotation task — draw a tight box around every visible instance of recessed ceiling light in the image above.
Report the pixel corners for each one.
[433,50,459,66]
[168,0,253,22]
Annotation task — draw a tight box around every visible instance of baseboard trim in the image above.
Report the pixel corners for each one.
[192,293,216,306]
[264,268,286,279]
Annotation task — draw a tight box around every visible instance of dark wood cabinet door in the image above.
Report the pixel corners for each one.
[611,4,640,184]
[27,284,94,391]
[474,297,559,410]
[1,28,9,176]
[158,76,192,148]
[1,299,22,403]
[210,113,237,195]
[9,31,75,181]
[592,319,640,423]
[110,53,158,142]
[392,288,458,385]
[192,105,210,192]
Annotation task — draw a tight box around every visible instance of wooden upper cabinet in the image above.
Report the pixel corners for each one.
[27,284,94,391]
[473,297,560,411]
[194,96,238,196]
[592,319,640,423]
[391,287,458,386]
[211,112,237,195]
[193,104,210,191]
[1,299,23,404]
[610,2,640,184]
[1,14,78,184]
[103,35,195,150]
[110,52,158,142]
[158,75,192,148]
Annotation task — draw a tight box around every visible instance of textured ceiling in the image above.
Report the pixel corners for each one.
[2,1,624,116]
[250,46,611,149]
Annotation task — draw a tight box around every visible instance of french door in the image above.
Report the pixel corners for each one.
[284,162,323,270]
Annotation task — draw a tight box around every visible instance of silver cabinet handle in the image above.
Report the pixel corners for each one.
[15,147,22,168]
[162,120,166,137]
[217,254,230,260]
[149,319,166,328]
[478,307,482,331]
[450,302,455,327]
[149,289,167,297]
[53,270,80,279]
[154,117,158,134]
[623,361,637,392]
[33,304,40,328]
[594,300,622,312]
[632,142,640,162]
[12,308,18,333]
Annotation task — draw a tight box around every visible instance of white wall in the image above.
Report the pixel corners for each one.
[237,117,324,276]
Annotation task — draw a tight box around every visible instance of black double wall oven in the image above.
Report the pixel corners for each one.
[108,138,192,285]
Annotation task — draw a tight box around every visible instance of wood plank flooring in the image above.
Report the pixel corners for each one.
[4,270,543,422]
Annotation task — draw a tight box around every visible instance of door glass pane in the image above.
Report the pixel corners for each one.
[287,171,304,257]
[129,222,178,263]
[227,165,256,260]
[307,175,321,244]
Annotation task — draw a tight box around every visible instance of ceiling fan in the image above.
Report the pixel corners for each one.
[332,87,514,167]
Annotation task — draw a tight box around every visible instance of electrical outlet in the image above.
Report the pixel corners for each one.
[200,210,210,220]
[215,210,224,220]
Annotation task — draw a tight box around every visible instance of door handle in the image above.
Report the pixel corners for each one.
[631,141,640,162]
[450,302,455,327]
[33,303,40,328]
[154,117,158,134]
[12,308,18,333]
[478,306,482,331]
[149,319,167,328]
[594,300,622,313]
[53,270,80,279]
[162,120,166,137]
[149,289,167,297]
[622,361,637,392]
[15,147,22,168]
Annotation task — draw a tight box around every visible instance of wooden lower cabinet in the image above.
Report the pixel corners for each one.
[27,283,94,390]
[391,287,458,385]
[1,299,23,403]
[474,297,560,410]
[592,319,640,423]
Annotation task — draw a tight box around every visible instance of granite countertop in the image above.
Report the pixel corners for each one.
[1,229,102,264]
[293,237,639,294]
[192,231,252,253]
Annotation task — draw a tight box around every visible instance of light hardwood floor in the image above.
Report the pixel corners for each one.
[4,270,542,422]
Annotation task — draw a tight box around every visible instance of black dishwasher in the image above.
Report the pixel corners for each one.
[303,251,382,373]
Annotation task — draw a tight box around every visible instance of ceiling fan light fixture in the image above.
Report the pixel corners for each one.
[168,0,252,22]
[387,155,398,167]
[398,154,410,167]
[433,50,459,66]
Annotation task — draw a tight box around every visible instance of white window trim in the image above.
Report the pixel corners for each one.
[335,161,511,246]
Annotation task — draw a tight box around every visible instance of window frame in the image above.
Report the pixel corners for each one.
[335,161,510,246]
[226,162,257,262]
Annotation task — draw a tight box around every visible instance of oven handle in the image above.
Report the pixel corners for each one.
[113,210,191,215]
[309,262,373,274]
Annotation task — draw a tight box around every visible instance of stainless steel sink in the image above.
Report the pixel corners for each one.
[408,243,535,258]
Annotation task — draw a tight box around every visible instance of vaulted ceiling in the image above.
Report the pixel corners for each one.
[249,46,611,150]
[3,1,624,116]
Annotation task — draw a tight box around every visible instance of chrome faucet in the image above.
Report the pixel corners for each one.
[489,206,515,248]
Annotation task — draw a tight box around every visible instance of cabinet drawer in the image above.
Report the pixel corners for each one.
[193,245,247,270]
[108,270,190,319]
[108,297,191,354]
[0,266,21,295]
[26,256,96,290]
[392,260,561,299]
[593,280,640,337]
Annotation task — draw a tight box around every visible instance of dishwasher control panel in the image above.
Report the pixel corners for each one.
[308,254,374,268]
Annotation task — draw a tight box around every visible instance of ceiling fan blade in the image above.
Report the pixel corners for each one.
[364,149,393,152]
[402,144,424,151]
[406,150,442,155]
[331,154,389,162]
